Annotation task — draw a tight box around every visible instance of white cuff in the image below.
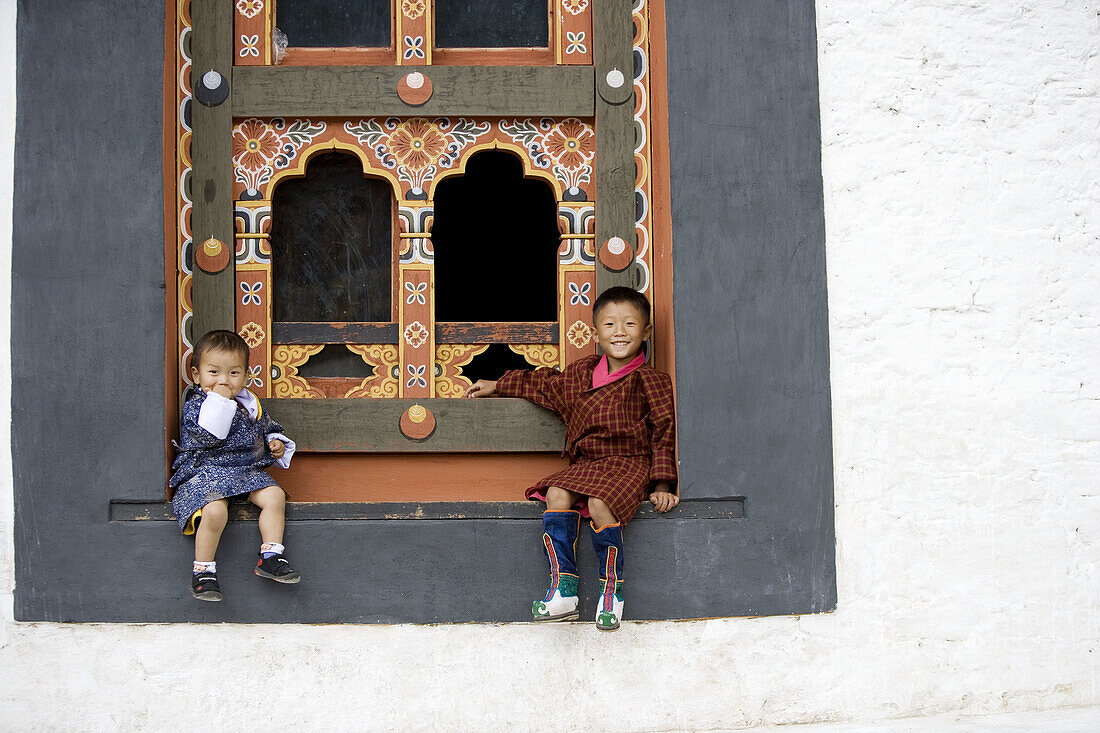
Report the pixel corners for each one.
[266,432,296,468]
[197,391,237,439]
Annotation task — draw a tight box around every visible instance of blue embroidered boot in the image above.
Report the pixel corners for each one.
[532,510,581,621]
[591,521,624,631]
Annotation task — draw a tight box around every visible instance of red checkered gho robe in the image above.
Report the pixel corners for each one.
[495,354,678,523]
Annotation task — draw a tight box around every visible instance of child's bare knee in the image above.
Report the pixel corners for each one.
[545,485,574,509]
[251,485,285,508]
[202,499,229,526]
[586,497,617,525]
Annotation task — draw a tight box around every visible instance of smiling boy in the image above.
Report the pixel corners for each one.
[465,286,678,630]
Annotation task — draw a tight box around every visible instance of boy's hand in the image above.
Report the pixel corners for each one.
[205,384,238,400]
[268,439,286,459]
[649,484,679,513]
[464,379,498,398]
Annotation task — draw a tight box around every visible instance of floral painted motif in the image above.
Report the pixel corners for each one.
[233,120,280,170]
[568,281,591,306]
[567,320,593,349]
[239,322,265,348]
[406,364,428,389]
[501,117,594,192]
[401,0,426,19]
[390,120,447,170]
[239,34,260,58]
[565,31,587,55]
[236,0,264,18]
[247,365,264,389]
[403,35,425,60]
[562,0,589,14]
[405,281,428,305]
[403,321,429,349]
[240,280,263,306]
[345,117,489,194]
[545,120,595,170]
[232,118,326,193]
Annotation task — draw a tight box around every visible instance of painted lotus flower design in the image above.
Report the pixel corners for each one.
[567,320,593,349]
[545,120,594,170]
[233,120,280,170]
[389,120,447,170]
[239,321,265,348]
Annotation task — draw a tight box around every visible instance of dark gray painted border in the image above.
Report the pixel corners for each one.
[666,0,837,607]
[108,498,746,522]
[12,0,835,622]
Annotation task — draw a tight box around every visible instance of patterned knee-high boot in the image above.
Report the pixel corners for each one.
[532,510,581,621]
[591,521,624,631]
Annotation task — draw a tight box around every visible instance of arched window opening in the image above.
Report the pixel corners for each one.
[433,149,559,323]
[462,343,535,384]
[270,151,394,323]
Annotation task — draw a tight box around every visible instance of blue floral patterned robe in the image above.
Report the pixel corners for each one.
[169,386,288,532]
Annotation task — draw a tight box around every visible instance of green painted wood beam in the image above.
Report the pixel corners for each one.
[232,65,595,118]
[189,0,236,339]
[267,397,565,452]
[594,0,639,294]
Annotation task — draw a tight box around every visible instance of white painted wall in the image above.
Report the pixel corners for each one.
[2,1,1098,730]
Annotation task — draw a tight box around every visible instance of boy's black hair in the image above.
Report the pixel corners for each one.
[191,329,250,371]
[592,286,652,327]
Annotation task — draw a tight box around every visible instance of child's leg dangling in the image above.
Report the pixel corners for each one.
[590,518,624,631]
[250,485,300,584]
[533,487,583,621]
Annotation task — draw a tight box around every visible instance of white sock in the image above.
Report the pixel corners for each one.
[260,542,285,558]
[193,561,216,575]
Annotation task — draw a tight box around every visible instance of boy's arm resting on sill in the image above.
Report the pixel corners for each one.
[470,367,568,415]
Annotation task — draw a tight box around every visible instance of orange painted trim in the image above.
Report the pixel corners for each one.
[279,453,571,502]
[282,47,396,66]
[647,0,675,384]
[647,0,679,468]
[163,0,179,496]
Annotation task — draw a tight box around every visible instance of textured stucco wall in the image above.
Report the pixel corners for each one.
[2,1,1098,731]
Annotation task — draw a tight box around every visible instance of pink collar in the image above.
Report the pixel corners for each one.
[591,352,646,389]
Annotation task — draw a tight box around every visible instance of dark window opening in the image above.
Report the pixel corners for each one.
[296,344,375,379]
[462,343,535,384]
[435,0,550,48]
[270,152,393,323]
[276,0,391,48]
[433,150,558,322]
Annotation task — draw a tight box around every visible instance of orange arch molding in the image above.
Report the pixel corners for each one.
[263,138,402,200]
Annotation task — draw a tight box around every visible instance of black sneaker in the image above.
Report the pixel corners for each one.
[255,553,301,584]
[191,571,222,602]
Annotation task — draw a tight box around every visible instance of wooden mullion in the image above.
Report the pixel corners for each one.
[190,0,235,340]
[232,65,595,117]
[273,322,399,344]
[594,0,637,295]
[436,322,558,344]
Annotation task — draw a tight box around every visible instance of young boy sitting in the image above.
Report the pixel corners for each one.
[465,286,679,630]
[170,330,300,601]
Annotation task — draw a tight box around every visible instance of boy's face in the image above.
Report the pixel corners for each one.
[594,301,652,371]
[190,347,247,398]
